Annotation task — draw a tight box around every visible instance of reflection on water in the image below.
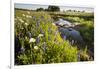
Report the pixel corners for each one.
[55,19,84,44]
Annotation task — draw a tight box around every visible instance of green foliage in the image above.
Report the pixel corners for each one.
[15,10,78,65]
[36,8,44,11]
[47,5,60,12]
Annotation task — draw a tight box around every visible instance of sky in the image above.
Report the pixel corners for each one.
[15,3,94,12]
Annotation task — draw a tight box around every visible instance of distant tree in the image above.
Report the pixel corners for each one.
[47,5,60,12]
[36,8,44,11]
[82,10,85,13]
[67,9,72,12]
[44,9,48,11]
[78,10,80,12]
[73,10,76,12]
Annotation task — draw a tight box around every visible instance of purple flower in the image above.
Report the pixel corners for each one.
[41,16,44,20]
[36,37,40,44]
[36,20,40,27]
[33,16,36,20]
[63,35,66,40]
[40,29,44,35]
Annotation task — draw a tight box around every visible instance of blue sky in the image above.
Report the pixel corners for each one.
[15,3,94,12]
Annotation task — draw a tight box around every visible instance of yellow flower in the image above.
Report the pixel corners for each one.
[29,38,36,43]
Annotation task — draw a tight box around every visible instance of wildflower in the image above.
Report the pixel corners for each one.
[36,20,40,27]
[52,23,56,26]
[29,38,36,43]
[22,14,25,17]
[40,29,44,34]
[26,15,28,18]
[36,37,40,44]
[41,16,44,20]
[33,16,36,20]
[27,11,30,14]
[26,15,32,18]
[62,35,66,40]
[28,16,32,18]
[25,23,28,26]
[38,34,44,37]
[34,46,38,50]
[19,18,24,23]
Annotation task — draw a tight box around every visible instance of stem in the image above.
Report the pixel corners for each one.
[30,43,33,64]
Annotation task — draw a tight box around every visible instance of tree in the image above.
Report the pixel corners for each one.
[44,9,48,11]
[73,10,76,12]
[82,10,85,13]
[67,9,72,12]
[36,8,44,11]
[47,5,60,12]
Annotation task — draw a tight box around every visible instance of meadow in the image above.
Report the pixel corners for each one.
[15,8,94,65]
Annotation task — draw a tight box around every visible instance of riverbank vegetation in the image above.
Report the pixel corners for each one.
[15,5,94,65]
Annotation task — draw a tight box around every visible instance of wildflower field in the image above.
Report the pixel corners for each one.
[15,7,94,65]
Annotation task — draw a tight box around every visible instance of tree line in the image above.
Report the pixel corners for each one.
[36,5,60,12]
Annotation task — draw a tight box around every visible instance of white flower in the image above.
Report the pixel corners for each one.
[52,23,56,26]
[25,23,28,26]
[27,11,30,14]
[19,19,24,23]
[21,46,25,52]
[28,16,32,18]
[26,15,28,18]
[29,38,36,43]
[38,34,44,37]
[22,14,25,17]
[34,46,38,50]
[26,15,32,18]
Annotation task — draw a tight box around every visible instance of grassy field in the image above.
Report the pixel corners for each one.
[15,8,94,65]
